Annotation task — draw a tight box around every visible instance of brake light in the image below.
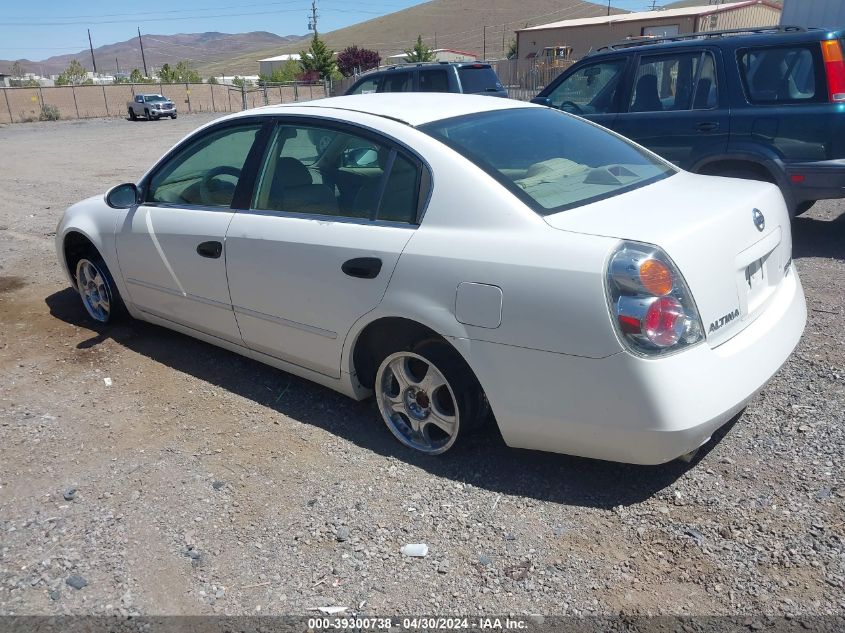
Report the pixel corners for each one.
[606,242,703,356]
[821,39,845,103]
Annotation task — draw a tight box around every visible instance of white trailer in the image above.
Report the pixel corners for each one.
[781,0,845,28]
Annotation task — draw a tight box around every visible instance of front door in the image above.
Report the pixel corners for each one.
[116,121,264,343]
[225,120,424,377]
[610,49,730,169]
[543,57,629,130]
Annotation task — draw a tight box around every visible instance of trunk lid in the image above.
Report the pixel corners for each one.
[544,171,793,347]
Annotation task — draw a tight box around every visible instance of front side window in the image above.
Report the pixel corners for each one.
[545,59,626,115]
[252,123,422,223]
[379,71,413,92]
[146,124,261,207]
[421,108,674,215]
[349,76,380,94]
[739,45,820,103]
[629,51,714,112]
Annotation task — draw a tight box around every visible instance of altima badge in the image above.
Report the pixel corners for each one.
[753,208,765,232]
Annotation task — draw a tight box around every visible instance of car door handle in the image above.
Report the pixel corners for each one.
[196,241,223,259]
[342,257,382,279]
[696,122,720,132]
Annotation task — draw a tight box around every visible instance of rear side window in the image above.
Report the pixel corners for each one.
[457,66,502,94]
[738,45,822,103]
[630,51,717,112]
[379,72,413,92]
[419,68,450,92]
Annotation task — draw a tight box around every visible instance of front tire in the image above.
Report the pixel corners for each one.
[171,113,177,119]
[75,256,123,324]
[374,340,485,455]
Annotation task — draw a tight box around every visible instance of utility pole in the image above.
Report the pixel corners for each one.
[115,57,120,75]
[483,25,487,61]
[607,0,611,16]
[502,25,506,58]
[434,32,437,48]
[88,29,98,75]
[308,0,319,36]
[138,28,148,76]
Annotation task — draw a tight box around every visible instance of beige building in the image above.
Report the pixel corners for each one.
[258,54,301,77]
[516,1,782,61]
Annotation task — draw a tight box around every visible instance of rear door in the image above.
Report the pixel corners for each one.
[378,70,414,93]
[540,56,629,130]
[225,119,425,377]
[611,48,730,169]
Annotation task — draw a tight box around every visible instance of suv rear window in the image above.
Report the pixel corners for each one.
[738,45,822,104]
[421,108,674,215]
[457,66,501,94]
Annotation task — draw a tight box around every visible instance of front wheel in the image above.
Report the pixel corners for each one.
[75,256,123,324]
[171,113,177,119]
[374,341,486,455]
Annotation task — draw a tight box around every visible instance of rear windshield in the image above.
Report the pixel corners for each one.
[420,107,674,215]
[457,66,502,94]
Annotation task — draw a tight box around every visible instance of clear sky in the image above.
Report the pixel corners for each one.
[0,0,676,61]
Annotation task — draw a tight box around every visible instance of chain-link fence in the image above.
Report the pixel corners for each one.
[328,59,574,101]
[0,81,328,124]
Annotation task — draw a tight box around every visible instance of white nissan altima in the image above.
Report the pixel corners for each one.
[55,94,806,464]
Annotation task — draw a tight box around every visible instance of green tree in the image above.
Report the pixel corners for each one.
[129,68,145,83]
[299,34,336,80]
[232,76,253,88]
[207,75,219,84]
[404,35,434,63]
[259,59,302,84]
[174,60,201,83]
[158,63,175,83]
[507,39,518,60]
[10,60,24,79]
[56,59,88,85]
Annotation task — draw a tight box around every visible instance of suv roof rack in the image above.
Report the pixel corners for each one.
[595,25,810,53]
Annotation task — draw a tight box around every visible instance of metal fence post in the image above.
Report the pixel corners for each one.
[71,84,80,118]
[227,87,232,112]
[102,84,110,116]
[241,84,247,110]
[210,83,216,111]
[294,82,299,102]
[185,82,192,113]
[3,89,12,122]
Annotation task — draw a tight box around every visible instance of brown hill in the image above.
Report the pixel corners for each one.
[204,0,624,76]
[1,31,304,78]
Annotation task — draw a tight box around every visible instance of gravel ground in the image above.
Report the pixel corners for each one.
[0,114,843,619]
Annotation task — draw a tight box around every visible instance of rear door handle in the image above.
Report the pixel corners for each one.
[196,241,223,259]
[342,257,382,279]
[697,122,719,132]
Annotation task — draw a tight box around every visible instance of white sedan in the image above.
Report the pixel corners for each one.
[55,94,806,464]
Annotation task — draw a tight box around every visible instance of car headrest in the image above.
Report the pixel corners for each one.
[276,157,313,187]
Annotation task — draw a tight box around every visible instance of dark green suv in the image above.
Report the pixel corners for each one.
[532,26,845,216]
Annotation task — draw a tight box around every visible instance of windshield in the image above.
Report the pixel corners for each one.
[419,107,674,215]
[457,66,502,93]
[147,95,167,102]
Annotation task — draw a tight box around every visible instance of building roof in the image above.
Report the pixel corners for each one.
[258,53,301,62]
[518,1,780,32]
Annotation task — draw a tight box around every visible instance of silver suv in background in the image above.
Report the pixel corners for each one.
[345,62,508,98]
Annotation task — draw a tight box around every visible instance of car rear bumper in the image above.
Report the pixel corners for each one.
[464,266,806,465]
[785,159,845,202]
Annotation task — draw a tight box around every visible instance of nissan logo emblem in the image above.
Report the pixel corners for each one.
[752,208,765,232]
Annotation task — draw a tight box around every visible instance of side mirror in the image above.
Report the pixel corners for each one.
[530,96,552,107]
[105,183,139,209]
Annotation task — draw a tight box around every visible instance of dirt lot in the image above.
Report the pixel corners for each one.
[0,115,843,619]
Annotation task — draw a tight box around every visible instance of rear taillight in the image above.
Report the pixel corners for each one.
[821,39,845,103]
[606,242,703,357]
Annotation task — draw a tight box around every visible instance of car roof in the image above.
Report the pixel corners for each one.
[239,93,532,127]
[587,26,845,58]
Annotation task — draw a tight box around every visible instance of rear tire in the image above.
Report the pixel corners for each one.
[128,108,137,121]
[374,339,487,455]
